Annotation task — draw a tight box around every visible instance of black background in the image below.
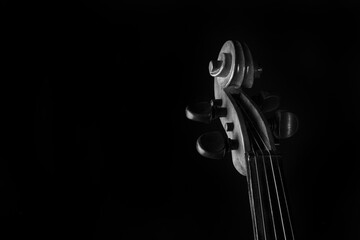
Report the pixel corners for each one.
[1,1,360,239]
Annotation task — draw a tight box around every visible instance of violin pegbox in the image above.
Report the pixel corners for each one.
[210,40,261,175]
[186,40,259,175]
[186,40,298,176]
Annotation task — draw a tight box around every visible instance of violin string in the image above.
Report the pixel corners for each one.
[251,133,277,240]
[250,142,268,240]
[238,103,276,240]
[244,111,286,240]
[267,146,287,239]
[275,156,295,239]
[272,113,294,238]
[238,101,286,240]
[247,145,260,240]
[260,148,278,240]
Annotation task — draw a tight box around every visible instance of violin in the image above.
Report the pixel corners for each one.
[185,40,298,240]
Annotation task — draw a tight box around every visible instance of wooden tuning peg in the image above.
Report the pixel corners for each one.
[196,131,239,159]
[270,110,299,139]
[252,91,280,113]
[185,102,212,123]
[185,100,227,123]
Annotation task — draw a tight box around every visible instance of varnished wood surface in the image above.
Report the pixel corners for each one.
[2,2,360,240]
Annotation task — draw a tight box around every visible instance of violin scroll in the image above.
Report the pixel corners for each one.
[207,40,262,90]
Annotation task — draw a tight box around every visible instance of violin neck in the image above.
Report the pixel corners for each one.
[246,153,295,240]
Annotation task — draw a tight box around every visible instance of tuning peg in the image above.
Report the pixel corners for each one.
[260,91,280,113]
[185,102,212,123]
[252,91,280,113]
[270,110,299,139]
[196,131,239,159]
[185,99,227,123]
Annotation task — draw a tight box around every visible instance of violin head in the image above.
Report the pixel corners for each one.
[186,40,298,176]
